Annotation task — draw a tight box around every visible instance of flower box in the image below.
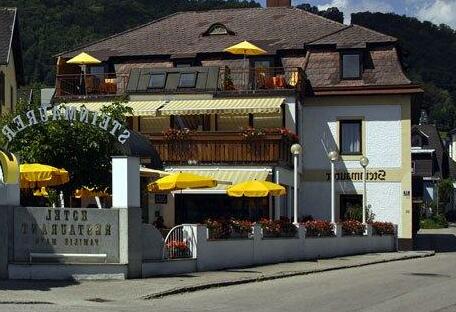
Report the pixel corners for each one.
[302,220,334,237]
[370,221,395,236]
[340,220,365,236]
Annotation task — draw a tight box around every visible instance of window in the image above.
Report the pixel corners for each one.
[339,120,362,155]
[179,73,197,88]
[340,194,363,221]
[341,53,361,79]
[148,73,166,89]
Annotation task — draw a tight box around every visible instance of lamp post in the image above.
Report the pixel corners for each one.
[291,143,302,225]
[360,156,369,224]
[328,151,339,224]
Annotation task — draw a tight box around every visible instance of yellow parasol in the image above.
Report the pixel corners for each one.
[66,52,101,65]
[20,164,69,189]
[74,187,110,199]
[66,52,101,96]
[147,172,217,192]
[227,180,286,197]
[224,41,267,56]
[224,41,267,88]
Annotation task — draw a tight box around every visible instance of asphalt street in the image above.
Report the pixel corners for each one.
[1,227,455,312]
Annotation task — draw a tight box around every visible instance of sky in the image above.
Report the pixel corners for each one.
[257,0,456,28]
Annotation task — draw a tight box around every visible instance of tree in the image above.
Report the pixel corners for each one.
[296,3,344,23]
[0,97,132,197]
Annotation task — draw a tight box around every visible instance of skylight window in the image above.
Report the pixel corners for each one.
[209,24,228,35]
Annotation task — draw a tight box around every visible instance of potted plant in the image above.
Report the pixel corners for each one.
[166,240,190,258]
[204,219,231,240]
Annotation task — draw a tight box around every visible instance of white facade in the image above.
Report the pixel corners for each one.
[298,95,412,239]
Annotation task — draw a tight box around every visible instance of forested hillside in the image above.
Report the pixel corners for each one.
[352,12,456,131]
[0,0,259,84]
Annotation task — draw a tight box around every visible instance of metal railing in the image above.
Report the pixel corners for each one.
[163,225,196,259]
[55,73,129,98]
[218,67,302,93]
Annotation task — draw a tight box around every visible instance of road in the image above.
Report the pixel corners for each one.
[1,227,455,312]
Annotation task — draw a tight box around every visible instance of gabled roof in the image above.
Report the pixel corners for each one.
[58,7,350,59]
[0,7,24,84]
[412,124,448,179]
[0,8,16,64]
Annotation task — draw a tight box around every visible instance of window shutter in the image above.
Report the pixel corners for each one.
[205,67,220,90]
[126,68,141,92]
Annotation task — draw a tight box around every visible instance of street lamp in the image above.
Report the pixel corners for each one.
[360,156,369,224]
[291,143,302,224]
[328,150,339,224]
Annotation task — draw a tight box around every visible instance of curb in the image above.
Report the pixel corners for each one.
[143,251,435,300]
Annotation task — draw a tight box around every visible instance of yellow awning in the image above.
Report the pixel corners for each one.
[163,168,270,192]
[64,101,165,117]
[159,98,285,116]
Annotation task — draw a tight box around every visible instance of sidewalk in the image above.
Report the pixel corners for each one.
[0,251,434,306]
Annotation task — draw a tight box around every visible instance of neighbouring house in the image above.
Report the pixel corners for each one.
[53,0,421,249]
[0,8,24,115]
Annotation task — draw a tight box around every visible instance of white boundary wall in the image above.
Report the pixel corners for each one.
[143,224,397,276]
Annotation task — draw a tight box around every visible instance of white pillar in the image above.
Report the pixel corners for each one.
[362,166,367,224]
[293,154,299,224]
[112,156,140,209]
[274,170,281,220]
[331,161,336,224]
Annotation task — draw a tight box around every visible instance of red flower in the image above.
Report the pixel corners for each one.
[370,221,395,235]
[302,220,334,237]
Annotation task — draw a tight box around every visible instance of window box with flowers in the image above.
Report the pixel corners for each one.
[162,128,193,142]
[259,218,297,238]
[341,220,366,236]
[241,128,266,141]
[166,240,191,259]
[264,128,299,143]
[230,219,253,238]
[370,221,395,236]
[302,220,334,237]
[205,219,232,240]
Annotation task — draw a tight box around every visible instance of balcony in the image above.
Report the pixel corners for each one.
[147,131,296,167]
[217,67,303,95]
[55,67,303,100]
[55,73,129,99]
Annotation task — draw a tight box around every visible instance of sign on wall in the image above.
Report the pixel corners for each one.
[1,106,131,145]
[325,170,387,182]
[13,207,120,263]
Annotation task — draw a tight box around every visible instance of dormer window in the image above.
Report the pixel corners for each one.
[341,52,362,79]
[202,23,235,36]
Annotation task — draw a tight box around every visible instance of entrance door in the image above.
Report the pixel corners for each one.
[340,194,363,221]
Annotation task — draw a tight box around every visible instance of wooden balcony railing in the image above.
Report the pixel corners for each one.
[55,73,129,99]
[218,67,303,94]
[147,131,295,166]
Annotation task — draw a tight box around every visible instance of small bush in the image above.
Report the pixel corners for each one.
[258,218,297,238]
[420,215,449,229]
[302,220,334,237]
[341,219,365,236]
[370,222,395,235]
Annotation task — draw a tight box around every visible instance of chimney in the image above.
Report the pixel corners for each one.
[266,0,292,8]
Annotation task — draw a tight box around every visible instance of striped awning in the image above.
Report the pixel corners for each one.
[159,98,285,116]
[164,168,271,193]
[64,100,165,116]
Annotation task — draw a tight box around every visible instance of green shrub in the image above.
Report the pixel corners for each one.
[420,215,449,229]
